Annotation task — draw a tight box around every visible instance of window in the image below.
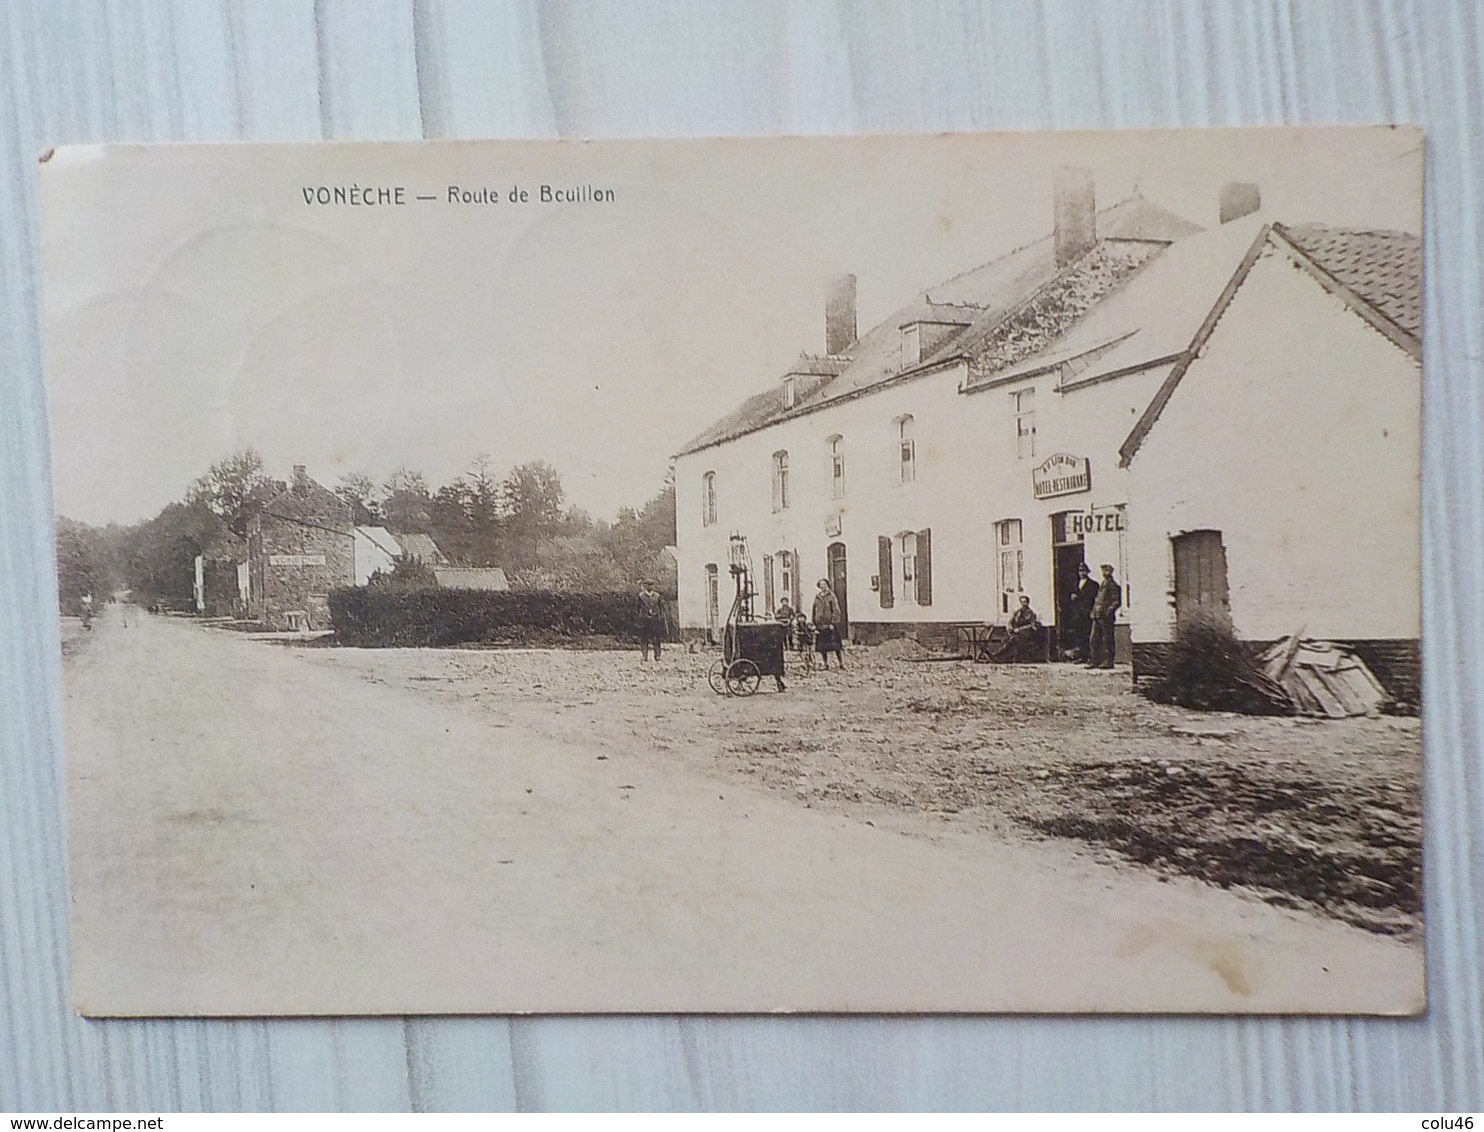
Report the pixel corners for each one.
[771,450,790,512]
[779,550,794,608]
[782,376,796,410]
[701,471,717,527]
[996,519,1024,616]
[705,564,720,634]
[897,415,916,484]
[901,323,921,369]
[828,435,846,499]
[898,532,918,605]
[1013,388,1036,460]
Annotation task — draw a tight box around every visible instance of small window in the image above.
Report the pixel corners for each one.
[996,518,1024,616]
[901,324,921,369]
[897,415,916,484]
[828,435,846,499]
[782,376,797,410]
[701,471,717,527]
[771,450,790,512]
[1013,388,1036,460]
[779,550,793,607]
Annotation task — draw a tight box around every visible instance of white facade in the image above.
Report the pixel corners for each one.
[1125,236,1422,647]
[674,355,1164,642]
[353,525,401,585]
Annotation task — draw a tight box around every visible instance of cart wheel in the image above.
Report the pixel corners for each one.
[707,659,730,695]
[725,659,761,697]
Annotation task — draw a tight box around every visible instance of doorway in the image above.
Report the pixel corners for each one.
[1172,529,1229,624]
[1050,512,1088,660]
[827,541,848,636]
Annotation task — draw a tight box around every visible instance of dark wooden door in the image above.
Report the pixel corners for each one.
[1172,529,1229,623]
[827,541,848,635]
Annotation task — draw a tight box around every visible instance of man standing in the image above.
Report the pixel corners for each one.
[637,580,666,661]
[774,597,796,650]
[811,578,844,669]
[1066,562,1099,661]
[1086,564,1122,670]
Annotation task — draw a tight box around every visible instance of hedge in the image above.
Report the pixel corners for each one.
[328,586,654,647]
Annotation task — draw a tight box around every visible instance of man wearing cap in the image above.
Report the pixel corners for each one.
[637,580,666,661]
[1086,564,1122,669]
[1066,562,1099,661]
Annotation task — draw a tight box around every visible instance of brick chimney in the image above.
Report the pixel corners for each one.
[1219,181,1262,224]
[825,274,857,356]
[1053,166,1097,268]
[292,464,309,493]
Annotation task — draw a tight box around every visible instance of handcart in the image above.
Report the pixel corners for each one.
[707,559,787,696]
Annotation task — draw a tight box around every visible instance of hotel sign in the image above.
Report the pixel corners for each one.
[1032,453,1091,499]
[269,554,326,567]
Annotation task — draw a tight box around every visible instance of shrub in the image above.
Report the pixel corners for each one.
[1141,609,1292,715]
[328,586,648,647]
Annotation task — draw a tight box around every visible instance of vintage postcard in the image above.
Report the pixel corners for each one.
[42,129,1424,1015]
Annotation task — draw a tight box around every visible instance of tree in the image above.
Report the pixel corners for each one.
[186,449,272,524]
[500,460,565,568]
[381,467,433,533]
[335,471,382,525]
[55,516,115,613]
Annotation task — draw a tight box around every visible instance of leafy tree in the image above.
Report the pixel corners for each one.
[186,449,272,524]
[335,471,382,525]
[381,466,433,533]
[500,460,565,568]
[55,516,115,613]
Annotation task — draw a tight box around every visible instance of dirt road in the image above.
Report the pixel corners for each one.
[64,611,1423,1015]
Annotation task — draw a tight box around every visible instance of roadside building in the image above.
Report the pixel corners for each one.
[353,525,402,584]
[674,176,1420,676]
[395,532,450,566]
[192,530,246,617]
[1119,222,1422,702]
[245,465,355,630]
[432,566,511,591]
[676,172,1225,653]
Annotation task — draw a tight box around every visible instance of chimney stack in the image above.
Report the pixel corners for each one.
[1053,166,1097,268]
[1219,181,1262,224]
[825,274,857,356]
[293,464,308,492]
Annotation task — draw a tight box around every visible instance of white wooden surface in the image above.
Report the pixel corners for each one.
[2,0,1480,1112]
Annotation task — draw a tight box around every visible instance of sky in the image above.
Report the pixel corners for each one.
[41,128,1422,526]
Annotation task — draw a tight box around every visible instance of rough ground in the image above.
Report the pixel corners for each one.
[302,638,1423,938]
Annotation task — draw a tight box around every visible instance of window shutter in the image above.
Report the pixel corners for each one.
[877,535,894,608]
[792,548,802,609]
[762,554,774,613]
[917,528,932,606]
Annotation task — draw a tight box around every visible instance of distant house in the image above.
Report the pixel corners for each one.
[395,532,450,566]
[245,466,354,630]
[353,525,402,585]
[193,531,246,618]
[432,567,510,591]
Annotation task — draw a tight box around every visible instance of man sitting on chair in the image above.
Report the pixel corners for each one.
[994,595,1042,662]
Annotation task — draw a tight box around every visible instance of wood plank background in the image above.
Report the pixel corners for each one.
[1,0,1479,1111]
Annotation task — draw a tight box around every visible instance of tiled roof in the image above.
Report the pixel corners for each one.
[394,532,449,565]
[674,195,1201,456]
[433,567,510,591]
[1278,223,1422,342]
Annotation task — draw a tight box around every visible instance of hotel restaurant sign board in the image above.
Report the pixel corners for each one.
[1033,453,1091,499]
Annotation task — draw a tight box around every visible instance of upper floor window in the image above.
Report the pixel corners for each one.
[897,415,916,484]
[1013,388,1037,459]
[701,471,717,527]
[771,450,790,512]
[901,323,921,369]
[827,435,846,499]
[782,376,797,410]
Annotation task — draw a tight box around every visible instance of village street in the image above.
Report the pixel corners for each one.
[64,608,1422,1015]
